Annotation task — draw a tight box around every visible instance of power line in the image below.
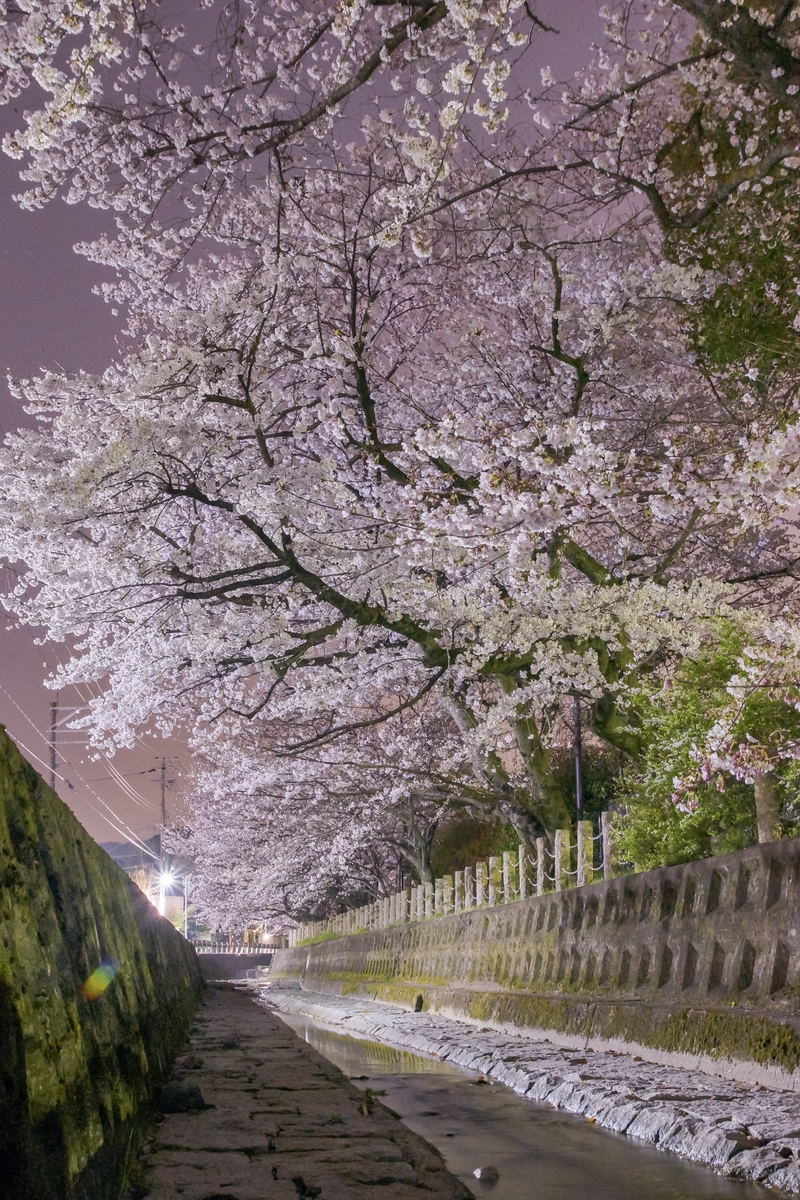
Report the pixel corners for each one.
[5,726,159,860]
[0,683,159,860]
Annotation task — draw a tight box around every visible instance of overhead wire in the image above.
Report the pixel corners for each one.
[0,683,159,860]
[45,648,176,812]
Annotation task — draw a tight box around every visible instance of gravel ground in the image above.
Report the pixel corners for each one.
[260,983,800,1193]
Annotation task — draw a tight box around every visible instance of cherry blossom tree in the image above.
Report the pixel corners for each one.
[3,138,796,843]
[177,699,463,923]
[2,1,800,876]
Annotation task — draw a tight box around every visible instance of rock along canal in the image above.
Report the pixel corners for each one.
[274,1010,773,1200]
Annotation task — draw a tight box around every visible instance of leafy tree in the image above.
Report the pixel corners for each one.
[618,620,800,868]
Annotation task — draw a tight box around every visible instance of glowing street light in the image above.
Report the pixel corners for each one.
[158,868,175,916]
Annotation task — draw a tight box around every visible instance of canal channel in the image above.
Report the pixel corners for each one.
[275,1010,773,1200]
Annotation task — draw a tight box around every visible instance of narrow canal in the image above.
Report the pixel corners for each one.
[275,1011,772,1200]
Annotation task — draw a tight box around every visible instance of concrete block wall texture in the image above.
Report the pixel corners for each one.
[0,727,203,1200]
[272,835,800,1087]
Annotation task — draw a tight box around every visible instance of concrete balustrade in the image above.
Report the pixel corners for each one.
[290,819,613,947]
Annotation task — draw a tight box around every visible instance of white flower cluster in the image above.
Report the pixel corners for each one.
[0,0,798,918]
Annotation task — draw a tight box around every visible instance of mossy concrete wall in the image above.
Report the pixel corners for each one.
[0,727,203,1199]
[272,837,800,1088]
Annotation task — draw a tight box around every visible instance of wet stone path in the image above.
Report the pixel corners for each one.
[138,984,472,1200]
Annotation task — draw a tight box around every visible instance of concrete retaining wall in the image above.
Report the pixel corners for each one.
[196,952,274,979]
[0,727,203,1200]
[272,837,800,1086]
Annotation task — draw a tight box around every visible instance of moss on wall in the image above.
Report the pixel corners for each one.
[273,836,800,1079]
[0,727,203,1200]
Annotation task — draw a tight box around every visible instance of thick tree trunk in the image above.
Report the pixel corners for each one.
[753,772,781,844]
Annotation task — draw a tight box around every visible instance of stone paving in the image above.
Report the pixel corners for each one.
[261,983,800,1194]
[138,984,473,1200]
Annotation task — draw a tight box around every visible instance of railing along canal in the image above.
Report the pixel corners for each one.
[192,941,284,954]
[289,812,620,947]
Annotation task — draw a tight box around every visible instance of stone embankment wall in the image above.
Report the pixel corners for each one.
[272,836,800,1087]
[0,727,203,1200]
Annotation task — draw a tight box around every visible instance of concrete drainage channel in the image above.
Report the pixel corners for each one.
[259,984,800,1196]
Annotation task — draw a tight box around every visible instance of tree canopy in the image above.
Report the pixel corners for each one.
[2,0,800,921]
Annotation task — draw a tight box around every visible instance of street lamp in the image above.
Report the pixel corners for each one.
[158,868,175,916]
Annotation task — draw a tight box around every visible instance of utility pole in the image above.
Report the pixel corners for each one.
[49,693,59,789]
[159,756,167,916]
[160,756,167,837]
[574,694,583,816]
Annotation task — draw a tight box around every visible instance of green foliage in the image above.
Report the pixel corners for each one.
[430,747,625,878]
[549,744,624,822]
[430,818,520,877]
[659,61,800,378]
[617,622,800,869]
[618,775,757,871]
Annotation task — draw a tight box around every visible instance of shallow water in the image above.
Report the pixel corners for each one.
[275,1010,772,1200]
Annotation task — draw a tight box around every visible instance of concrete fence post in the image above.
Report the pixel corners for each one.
[518,844,528,901]
[503,849,519,903]
[536,837,548,895]
[454,870,464,913]
[554,829,570,892]
[488,857,501,906]
[400,888,410,922]
[464,865,475,910]
[434,878,443,917]
[475,861,487,907]
[417,885,425,921]
[442,874,454,915]
[424,881,434,918]
[577,820,594,887]
[602,810,619,880]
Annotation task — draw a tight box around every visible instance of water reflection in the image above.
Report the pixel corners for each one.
[275,1010,771,1200]
[277,1013,460,1075]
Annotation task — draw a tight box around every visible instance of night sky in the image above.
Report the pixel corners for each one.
[0,0,600,849]
[0,108,184,848]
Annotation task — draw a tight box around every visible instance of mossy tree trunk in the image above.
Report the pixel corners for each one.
[753,772,781,844]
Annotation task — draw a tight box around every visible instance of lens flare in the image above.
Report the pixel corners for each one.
[81,958,119,1000]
